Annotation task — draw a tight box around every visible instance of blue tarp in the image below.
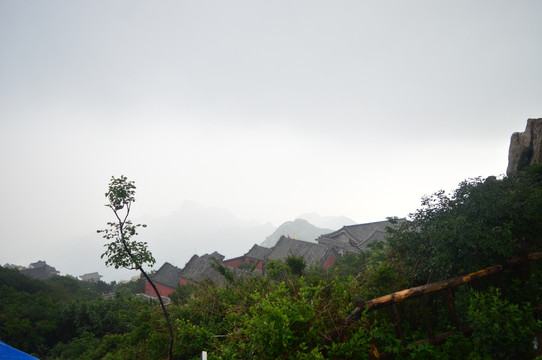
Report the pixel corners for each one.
[0,341,39,359]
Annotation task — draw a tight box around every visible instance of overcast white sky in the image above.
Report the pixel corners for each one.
[1,1,541,281]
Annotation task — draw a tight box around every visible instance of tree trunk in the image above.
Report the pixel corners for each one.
[139,267,174,360]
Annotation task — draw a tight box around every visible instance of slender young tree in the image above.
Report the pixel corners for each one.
[97,176,174,360]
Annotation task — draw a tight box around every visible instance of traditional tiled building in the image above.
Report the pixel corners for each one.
[79,272,103,283]
[144,219,403,297]
[316,219,405,254]
[19,260,59,280]
[222,244,271,271]
[265,236,339,269]
[179,252,225,286]
[145,262,182,297]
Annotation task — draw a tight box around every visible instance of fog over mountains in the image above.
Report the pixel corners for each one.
[38,201,356,282]
[260,219,332,248]
[260,215,357,248]
[296,213,357,230]
[145,200,276,266]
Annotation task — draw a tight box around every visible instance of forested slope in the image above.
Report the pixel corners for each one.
[2,165,542,359]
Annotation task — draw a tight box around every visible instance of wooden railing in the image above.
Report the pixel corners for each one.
[336,252,542,359]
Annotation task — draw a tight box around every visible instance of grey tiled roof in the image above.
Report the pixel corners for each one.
[317,237,360,253]
[79,272,103,282]
[244,244,271,261]
[265,236,338,267]
[150,262,182,289]
[179,252,225,284]
[20,261,59,280]
[316,219,405,252]
[30,260,47,268]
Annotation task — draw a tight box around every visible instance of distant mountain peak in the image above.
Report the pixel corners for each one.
[260,218,334,248]
[295,213,357,230]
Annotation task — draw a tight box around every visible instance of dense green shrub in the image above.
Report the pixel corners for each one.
[285,255,307,276]
[387,167,542,284]
[466,287,537,359]
[5,167,542,359]
[169,282,198,305]
[265,259,289,281]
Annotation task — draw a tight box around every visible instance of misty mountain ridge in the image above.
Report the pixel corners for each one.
[295,212,356,230]
[143,200,275,265]
[260,218,334,248]
[37,201,356,282]
[258,213,357,248]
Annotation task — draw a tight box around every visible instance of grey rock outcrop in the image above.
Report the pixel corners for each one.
[507,118,542,176]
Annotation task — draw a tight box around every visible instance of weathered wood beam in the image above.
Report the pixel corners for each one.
[326,252,542,354]
[366,252,542,311]
[346,252,542,319]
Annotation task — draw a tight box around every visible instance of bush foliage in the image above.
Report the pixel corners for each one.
[3,166,542,359]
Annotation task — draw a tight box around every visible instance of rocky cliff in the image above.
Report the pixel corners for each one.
[507,118,542,175]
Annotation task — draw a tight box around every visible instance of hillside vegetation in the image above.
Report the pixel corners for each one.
[2,165,542,359]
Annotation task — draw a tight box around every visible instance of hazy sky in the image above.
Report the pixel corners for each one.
[1,1,541,281]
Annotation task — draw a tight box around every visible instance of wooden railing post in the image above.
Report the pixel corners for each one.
[447,288,459,328]
[420,295,435,341]
[391,304,407,347]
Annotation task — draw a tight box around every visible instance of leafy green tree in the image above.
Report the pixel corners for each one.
[265,259,289,281]
[387,168,542,285]
[466,287,536,359]
[45,275,100,301]
[264,256,307,281]
[113,276,146,295]
[237,260,256,270]
[331,240,390,280]
[97,175,174,360]
[285,255,306,276]
[57,293,138,339]
[0,268,121,358]
[0,285,59,357]
[169,282,198,305]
